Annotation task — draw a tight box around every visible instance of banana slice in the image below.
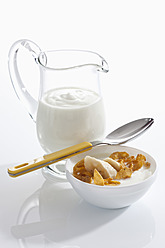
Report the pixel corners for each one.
[104,157,121,171]
[84,156,117,179]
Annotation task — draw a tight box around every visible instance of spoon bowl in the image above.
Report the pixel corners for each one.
[104,118,154,144]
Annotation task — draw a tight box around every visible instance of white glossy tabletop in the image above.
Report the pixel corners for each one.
[1,1,165,247]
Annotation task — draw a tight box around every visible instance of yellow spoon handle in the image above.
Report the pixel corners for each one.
[8,142,93,177]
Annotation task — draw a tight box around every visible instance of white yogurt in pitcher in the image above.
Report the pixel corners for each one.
[36,87,105,153]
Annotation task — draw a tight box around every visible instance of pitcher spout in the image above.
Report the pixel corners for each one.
[98,58,109,73]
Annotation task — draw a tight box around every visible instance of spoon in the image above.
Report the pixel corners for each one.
[8,118,154,177]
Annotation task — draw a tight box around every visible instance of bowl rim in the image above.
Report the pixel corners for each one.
[66,144,158,190]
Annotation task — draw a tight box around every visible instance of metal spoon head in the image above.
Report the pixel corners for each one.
[105,118,154,145]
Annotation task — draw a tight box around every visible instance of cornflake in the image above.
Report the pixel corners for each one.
[94,169,104,186]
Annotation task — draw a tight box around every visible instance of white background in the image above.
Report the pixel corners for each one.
[0,0,164,164]
[0,0,165,247]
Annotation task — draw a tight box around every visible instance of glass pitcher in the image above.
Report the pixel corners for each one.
[8,39,109,179]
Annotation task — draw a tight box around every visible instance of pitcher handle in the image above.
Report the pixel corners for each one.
[8,39,42,121]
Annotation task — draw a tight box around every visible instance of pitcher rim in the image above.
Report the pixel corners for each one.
[37,49,109,72]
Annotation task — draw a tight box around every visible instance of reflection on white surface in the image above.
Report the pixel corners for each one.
[11,178,155,248]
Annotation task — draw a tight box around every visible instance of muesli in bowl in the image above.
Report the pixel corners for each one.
[66,145,157,209]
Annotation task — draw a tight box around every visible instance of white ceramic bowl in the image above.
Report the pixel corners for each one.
[66,145,157,209]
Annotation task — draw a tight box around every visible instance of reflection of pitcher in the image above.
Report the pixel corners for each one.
[11,180,155,247]
[8,40,109,153]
